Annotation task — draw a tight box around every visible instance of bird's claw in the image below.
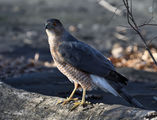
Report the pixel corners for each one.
[70,101,91,111]
[56,97,78,105]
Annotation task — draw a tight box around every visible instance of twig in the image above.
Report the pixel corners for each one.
[122,0,157,67]
[138,23,157,27]
[148,36,157,45]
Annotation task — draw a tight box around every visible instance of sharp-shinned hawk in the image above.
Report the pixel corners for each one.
[45,18,144,110]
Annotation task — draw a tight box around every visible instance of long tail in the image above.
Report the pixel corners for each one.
[105,71,145,109]
[90,74,145,109]
[118,88,145,109]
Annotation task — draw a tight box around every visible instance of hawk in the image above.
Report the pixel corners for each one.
[45,18,144,110]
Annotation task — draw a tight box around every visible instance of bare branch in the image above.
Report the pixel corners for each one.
[106,4,124,24]
[138,23,157,27]
[137,17,157,27]
[148,36,157,45]
[122,0,157,67]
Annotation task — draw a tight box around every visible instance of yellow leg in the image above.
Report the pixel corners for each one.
[71,88,90,110]
[56,82,79,105]
[81,87,86,104]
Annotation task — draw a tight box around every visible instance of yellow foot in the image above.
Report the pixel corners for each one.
[71,101,91,111]
[56,98,78,105]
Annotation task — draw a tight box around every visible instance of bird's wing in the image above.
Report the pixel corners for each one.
[58,40,115,77]
[57,35,144,108]
[58,40,144,107]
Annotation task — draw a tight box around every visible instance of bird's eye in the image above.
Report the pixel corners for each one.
[53,22,57,26]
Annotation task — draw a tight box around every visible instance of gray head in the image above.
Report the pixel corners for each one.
[45,18,64,36]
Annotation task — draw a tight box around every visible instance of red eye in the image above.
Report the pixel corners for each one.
[53,22,57,26]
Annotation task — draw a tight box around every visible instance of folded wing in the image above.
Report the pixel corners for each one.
[58,40,115,77]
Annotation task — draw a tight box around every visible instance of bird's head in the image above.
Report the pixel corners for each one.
[45,18,64,37]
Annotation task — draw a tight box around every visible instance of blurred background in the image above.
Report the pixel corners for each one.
[0,0,157,84]
[0,0,157,78]
[0,0,157,112]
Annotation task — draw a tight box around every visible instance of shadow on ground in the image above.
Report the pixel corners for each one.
[2,67,157,111]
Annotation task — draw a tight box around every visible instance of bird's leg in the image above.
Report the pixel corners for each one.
[56,82,79,105]
[71,88,90,110]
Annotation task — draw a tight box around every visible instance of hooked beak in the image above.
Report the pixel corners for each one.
[45,22,53,29]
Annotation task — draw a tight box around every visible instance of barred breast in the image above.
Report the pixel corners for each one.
[54,59,95,90]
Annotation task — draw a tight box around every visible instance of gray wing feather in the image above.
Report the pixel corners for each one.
[58,39,115,77]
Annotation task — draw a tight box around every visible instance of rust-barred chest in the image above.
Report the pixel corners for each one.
[48,39,95,90]
[54,59,94,90]
[49,43,65,64]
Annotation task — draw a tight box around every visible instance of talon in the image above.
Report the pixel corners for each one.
[56,100,62,105]
[62,97,78,105]
[56,97,79,105]
[70,101,90,111]
[71,101,82,111]
[72,98,79,101]
[70,88,91,111]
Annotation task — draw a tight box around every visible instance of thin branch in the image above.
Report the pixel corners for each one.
[148,36,157,45]
[98,0,124,25]
[138,23,157,27]
[122,0,157,67]
[106,4,124,24]
[137,16,157,28]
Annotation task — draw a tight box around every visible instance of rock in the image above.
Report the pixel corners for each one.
[0,68,157,119]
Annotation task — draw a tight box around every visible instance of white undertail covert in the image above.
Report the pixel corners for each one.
[90,74,119,96]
